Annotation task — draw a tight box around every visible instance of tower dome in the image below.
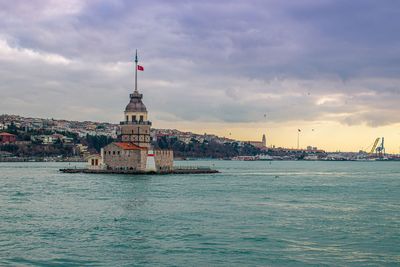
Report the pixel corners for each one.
[125,91,147,112]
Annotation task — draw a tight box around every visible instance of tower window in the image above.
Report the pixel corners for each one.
[126,115,128,122]
[132,115,136,122]
[140,115,144,121]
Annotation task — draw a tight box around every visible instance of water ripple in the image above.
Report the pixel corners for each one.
[0,161,399,266]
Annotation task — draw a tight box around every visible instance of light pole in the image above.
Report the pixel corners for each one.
[297,129,301,149]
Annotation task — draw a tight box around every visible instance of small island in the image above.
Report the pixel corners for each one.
[60,52,218,175]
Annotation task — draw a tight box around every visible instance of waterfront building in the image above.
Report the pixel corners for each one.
[103,142,148,170]
[100,52,173,172]
[87,154,103,170]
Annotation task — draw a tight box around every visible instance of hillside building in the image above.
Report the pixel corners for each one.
[246,134,267,149]
[0,132,16,144]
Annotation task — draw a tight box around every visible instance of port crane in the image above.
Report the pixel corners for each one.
[366,137,386,157]
[376,137,385,156]
[369,138,380,154]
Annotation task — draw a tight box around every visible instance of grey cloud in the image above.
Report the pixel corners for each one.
[1,0,400,127]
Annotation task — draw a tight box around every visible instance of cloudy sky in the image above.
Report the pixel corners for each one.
[1,0,400,152]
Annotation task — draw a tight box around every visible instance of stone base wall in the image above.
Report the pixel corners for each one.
[103,143,147,171]
[154,149,173,171]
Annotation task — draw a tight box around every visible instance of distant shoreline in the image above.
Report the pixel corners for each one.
[0,157,85,162]
[1,157,399,163]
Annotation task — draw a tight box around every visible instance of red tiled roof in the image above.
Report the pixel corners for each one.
[0,132,16,136]
[114,142,146,150]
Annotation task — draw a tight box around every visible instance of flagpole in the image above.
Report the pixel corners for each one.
[135,49,138,92]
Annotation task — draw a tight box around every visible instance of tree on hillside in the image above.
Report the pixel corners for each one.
[85,134,115,152]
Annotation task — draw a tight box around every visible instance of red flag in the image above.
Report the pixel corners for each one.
[137,65,144,71]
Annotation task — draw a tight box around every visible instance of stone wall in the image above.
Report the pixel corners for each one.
[154,149,173,171]
[103,143,146,171]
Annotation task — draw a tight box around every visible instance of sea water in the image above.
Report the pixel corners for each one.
[0,161,399,266]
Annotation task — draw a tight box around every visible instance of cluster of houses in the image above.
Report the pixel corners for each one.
[0,131,75,146]
[30,134,74,144]
[2,114,270,151]
[0,115,117,139]
[153,129,236,145]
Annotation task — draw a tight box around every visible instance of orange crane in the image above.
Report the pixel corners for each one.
[370,138,380,154]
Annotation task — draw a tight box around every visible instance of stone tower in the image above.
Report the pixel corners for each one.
[119,51,151,148]
[119,90,151,148]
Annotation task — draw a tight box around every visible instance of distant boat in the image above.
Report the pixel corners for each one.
[231,156,256,161]
[232,155,274,161]
[257,155,273,161]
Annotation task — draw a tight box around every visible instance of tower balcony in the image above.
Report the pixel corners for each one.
[120,121,152,126]
[130,92,143,98]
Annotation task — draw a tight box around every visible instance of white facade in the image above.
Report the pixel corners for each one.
[145,149,156,171]
[87,154,104,170]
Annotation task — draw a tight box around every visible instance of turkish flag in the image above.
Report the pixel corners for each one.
[137,65,144,71]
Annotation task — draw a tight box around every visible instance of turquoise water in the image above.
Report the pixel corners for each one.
[1,161,399,266]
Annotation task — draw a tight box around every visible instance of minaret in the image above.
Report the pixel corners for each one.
[119,51,152,148]
[262,134,266,147]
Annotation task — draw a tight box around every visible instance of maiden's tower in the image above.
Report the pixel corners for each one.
[99,51,173,172]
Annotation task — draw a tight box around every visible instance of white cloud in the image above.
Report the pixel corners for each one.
[0,39,71,65]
